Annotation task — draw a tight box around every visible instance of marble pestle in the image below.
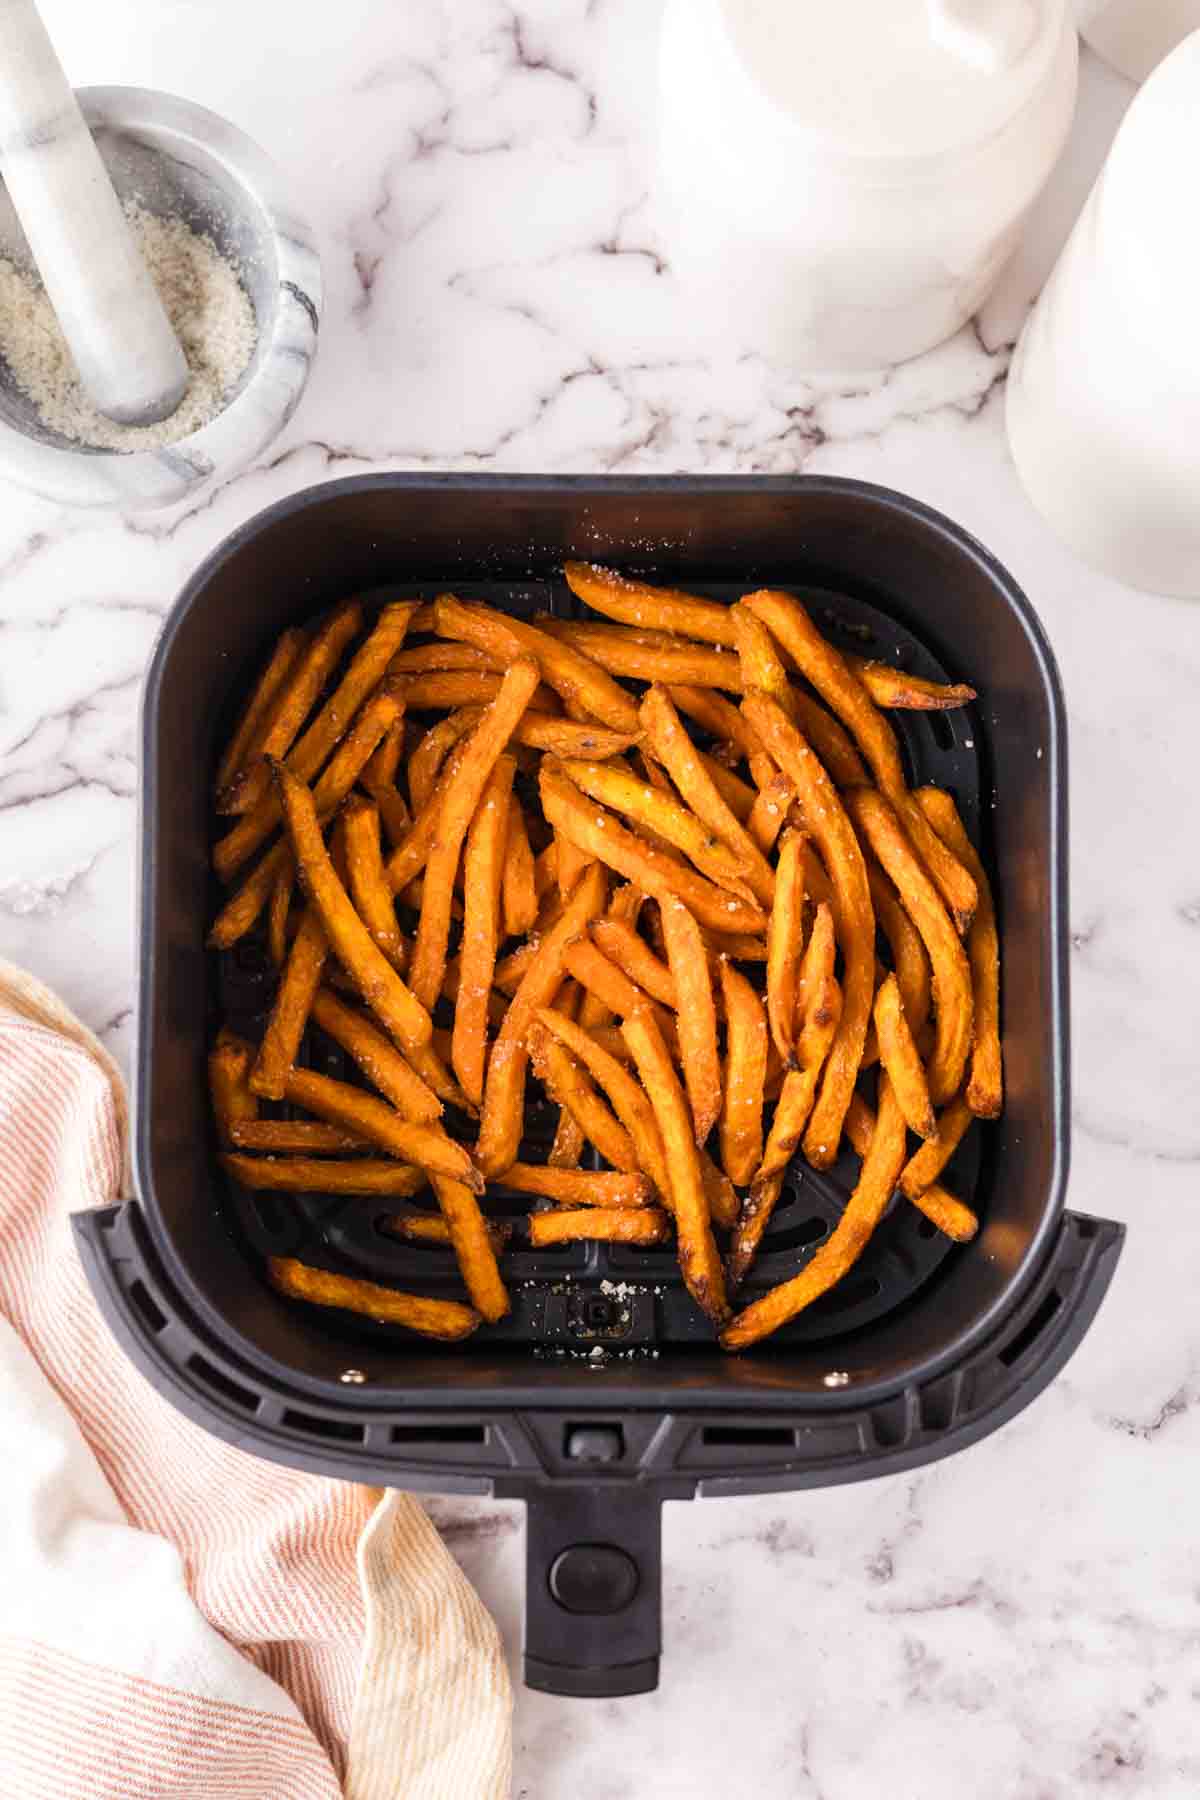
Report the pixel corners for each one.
[0,0,188,426]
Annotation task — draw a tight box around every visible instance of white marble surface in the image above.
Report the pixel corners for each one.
[2,6,1197,1795]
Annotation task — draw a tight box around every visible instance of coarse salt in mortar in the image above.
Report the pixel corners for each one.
[0,202,256,451]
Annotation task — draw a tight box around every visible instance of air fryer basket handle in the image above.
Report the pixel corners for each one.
[519,1485,664,1698]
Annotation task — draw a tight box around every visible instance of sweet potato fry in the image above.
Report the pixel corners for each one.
[384,740,476,897]
[215,626,305,799]
[452,755,516,1107]
[362,714,405,792]
[666,684,762,760]
[219,599,362,814]
[250,906,328,1100]
[475,863,608,1175]
[844,1094,978,1242]
[766,827,806,1062]
[555,830,594,902]
[562,936,650,1019]
[564,561,735,644]
[532,1032,640,1172]
[742,589,977,929]
[899,1094,974,1200]
[639,685,776,905]
[536,1007,671,1198]
[502,800,539,938]
[559,756,755,897]
[341,796,406,969]
[622,1008,729,1322]
[539,761,765,935]
[386,1212,512,1253]
[748,770,795,856]
[429,1174,511,1321]
[789,694,870,789]
[700,754,758,823]
[866,861,931,1037]
[590,918,678,1006]
[528,1207,671,1248]
[389,642,504,674]
[397,670,558,712]
[272,762,434,1054]
[268,1255,480,1341]
[209,1031,257,1142]
[874,973,937,1140]
[497,1164,652,1207]
[408,711,476,814]
[409,661,541,1009]
[740,692,875,1167]
[267,867,293,967]
[435,594,640,732]
[717,959,767,1187]
[227,1119,370,1153]
[542,617,743,690]
[282,1068,480,1189]
[224,1154,424,1195]
[848,656,976,711]
[915,787,1002,1118]
[731,602,796,720]
[722,1075,908,1350]
[843,786,973,1106]
[310,988,441,1124]
[699,1149,740,1230]
[660,895,721,1144]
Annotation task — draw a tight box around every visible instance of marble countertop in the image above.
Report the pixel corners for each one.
[3,5,1197,1795]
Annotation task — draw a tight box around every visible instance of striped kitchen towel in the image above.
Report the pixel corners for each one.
[0,959,512,1800]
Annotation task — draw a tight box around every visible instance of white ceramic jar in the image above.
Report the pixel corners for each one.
[656,0,1078,370]
[1077,0,1200,83]
[1007,32,1200,596]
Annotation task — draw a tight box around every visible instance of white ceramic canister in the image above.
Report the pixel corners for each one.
[1006,31,1200,595]
[1076,0,1200,83]
[656,0,1078,370]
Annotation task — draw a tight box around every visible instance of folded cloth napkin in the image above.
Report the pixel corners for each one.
[0,960,512,1800]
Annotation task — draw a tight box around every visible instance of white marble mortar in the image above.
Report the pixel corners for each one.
[0,85,321,509]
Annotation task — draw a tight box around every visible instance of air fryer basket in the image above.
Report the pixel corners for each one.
[76,476,1122,1697]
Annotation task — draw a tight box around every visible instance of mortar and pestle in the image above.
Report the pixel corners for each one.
[0,0,321,509]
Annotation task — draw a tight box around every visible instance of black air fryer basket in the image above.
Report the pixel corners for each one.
[75,476,1123,1697]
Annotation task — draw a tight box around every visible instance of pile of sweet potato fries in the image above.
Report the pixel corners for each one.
[208,563,1000,1350]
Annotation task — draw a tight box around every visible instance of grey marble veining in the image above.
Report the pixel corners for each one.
[2,4,1198,1794]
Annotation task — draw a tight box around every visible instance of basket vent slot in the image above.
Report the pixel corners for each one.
[187,1354,258,1413]
[281,1408,365,1442]
[390,1423,487,1446]
[999,1289,1062,1368]
[701,1425,796,1449]
[130,1278,167,1335]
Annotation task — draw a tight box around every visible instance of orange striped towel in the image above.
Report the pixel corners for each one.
[0,961,512,1800]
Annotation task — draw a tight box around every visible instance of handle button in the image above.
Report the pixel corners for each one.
[549,1543,639,1615]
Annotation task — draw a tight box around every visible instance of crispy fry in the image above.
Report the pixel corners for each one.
[742,589,977,929]
[667,684,762,761]
[384,740,473,896]
[435,594,640,732]
[705,931,768,962]
[555,829,594,902]
[699,1149,740,1230]
[282,1068,480,1189]
[310,989,441,1124]
[341,796,406,969]
[389,642,504,674]
[539,760,765,935]
[564,561,735,643]
[271,762,433,1054]
[562,936,650,1018]
[844,1094,978,1241]
[452,755,516,1107]
[475,864,608,1175]
[766,827,806,1063]
[267,866,293,967]
[228,1119,370,1153]
[386,1212,512,1253]
[409,661,540,1009]
[899,1094,974,1200]
[542,617,743,690]
[267,1256,480,1341]
[843,787,973,1106]
[639,685,776,904]
[848,655,976,711]
[590,918,678,1006]
[731,602,796,720]
[428,1173,510,1321]
[622,1008,729,1322]
[224,1154,424,1194]
[790,693,870,788]
[867,861,931,1036]
[874,973,937,1140]
[740,692,875,1167]
[363,715,405,792]
[718,958,768,1187]
[748,770,795,856]
[250,906,328,1100]
[528,1207,671,1247]
[497,1164,652,1207]
[536,1008,671,1197]
[532,1032,640,1172]
[209,1031,257,1143]
[502,800,539,937]
[219,599,362,814]
[916,788,1002,1118]
[216,626,305,800]
[559,756,755,897]
[722,1075,907,1350]
[210,683,405,945]
[660,894,721,1144]
[700,753,757,823]
[397,670,559,712]
[408,711,476,814]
